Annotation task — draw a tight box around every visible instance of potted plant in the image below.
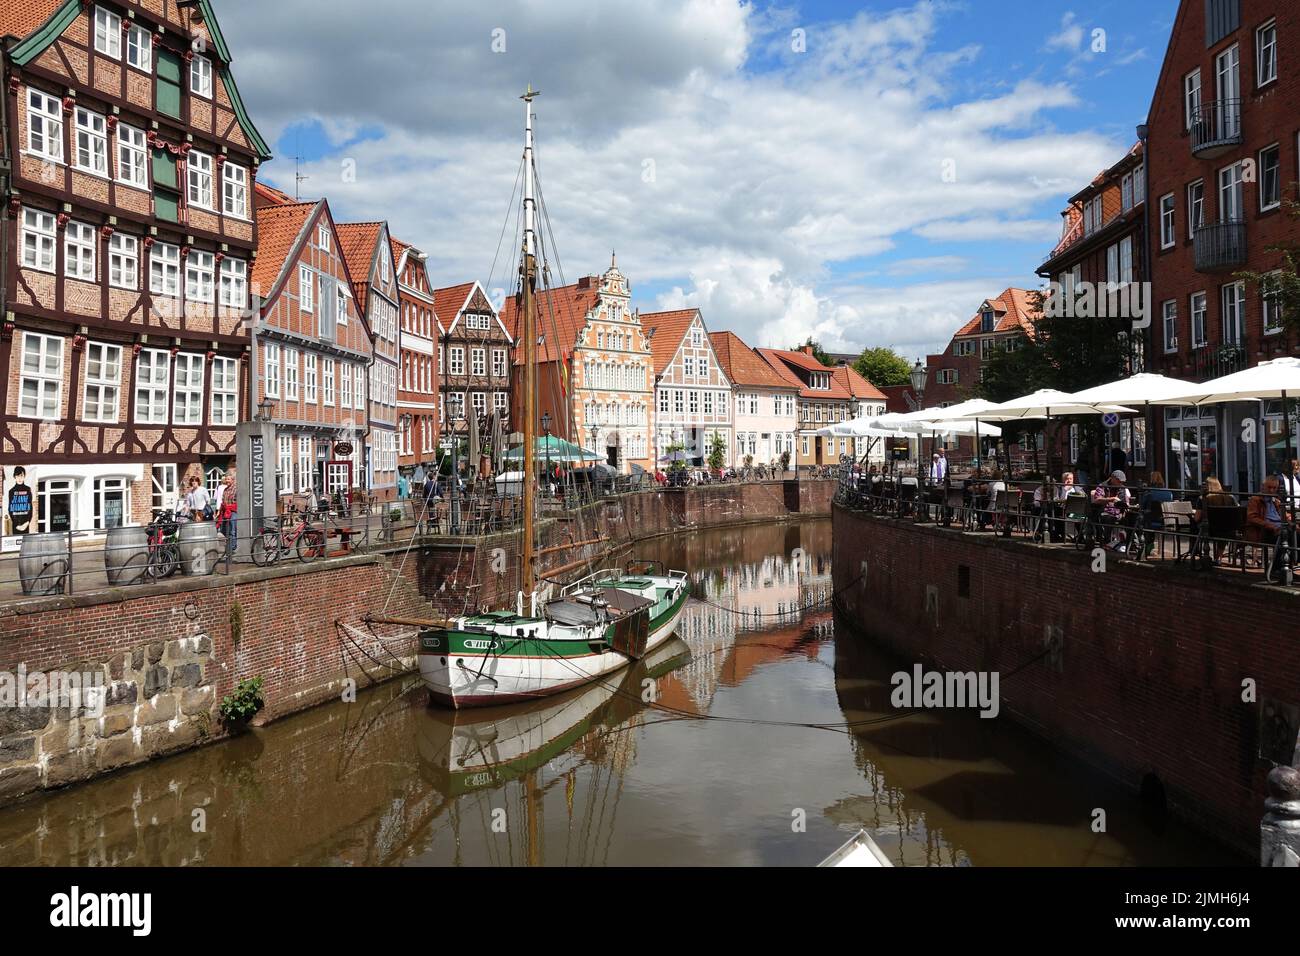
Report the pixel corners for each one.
[219,676,265,733]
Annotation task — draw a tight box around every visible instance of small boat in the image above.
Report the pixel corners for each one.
[418,562,689,708]
[818,828,894,867]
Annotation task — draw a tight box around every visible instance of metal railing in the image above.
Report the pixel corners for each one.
[1193,219,1247,272]
[1190,98,1242,157]
[834,468,1299,587]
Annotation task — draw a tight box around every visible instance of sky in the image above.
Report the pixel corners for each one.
[219,0,1180,361]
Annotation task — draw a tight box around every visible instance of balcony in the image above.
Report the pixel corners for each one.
[1189,340,1250,382]
[1193,220,1246,272]
[1189,98,1242,158]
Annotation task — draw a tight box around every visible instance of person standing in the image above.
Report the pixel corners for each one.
[183,476,213,522]
[397,472,410,501]
[216,470,238,556]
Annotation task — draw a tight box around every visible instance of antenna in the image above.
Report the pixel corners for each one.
[294,154,309,201]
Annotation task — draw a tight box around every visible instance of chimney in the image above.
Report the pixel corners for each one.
[801,345,814,356]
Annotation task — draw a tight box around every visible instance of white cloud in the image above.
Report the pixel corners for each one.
[220,0,1120,355]
[1044,12,1084,54]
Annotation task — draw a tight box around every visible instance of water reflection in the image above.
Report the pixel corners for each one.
[0,519,1237,865]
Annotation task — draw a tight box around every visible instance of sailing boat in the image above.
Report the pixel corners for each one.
[417,87,690,708]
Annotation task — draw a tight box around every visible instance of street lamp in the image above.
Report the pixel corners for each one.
[910,359,927,474]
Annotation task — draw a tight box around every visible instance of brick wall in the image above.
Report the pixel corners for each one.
[831,502,1299,856]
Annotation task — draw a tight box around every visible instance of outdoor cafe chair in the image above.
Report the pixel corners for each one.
[1203,505,1247,571]
[1062,493,1089,547]
[1160,500,1195,559]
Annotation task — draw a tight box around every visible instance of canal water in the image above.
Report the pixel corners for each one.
[0,519,1238,866]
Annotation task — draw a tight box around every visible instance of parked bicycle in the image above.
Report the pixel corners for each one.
[251,506,326,566]
[145,508,182,579]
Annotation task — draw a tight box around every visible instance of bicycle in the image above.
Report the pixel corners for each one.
[251,506,326,566]
[145,509,182,579]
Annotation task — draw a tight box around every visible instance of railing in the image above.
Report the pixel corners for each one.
[1190,98,1242,157]
[833,469,1299,588]
[1193,220,1247,272]
[1188,338,1250,382]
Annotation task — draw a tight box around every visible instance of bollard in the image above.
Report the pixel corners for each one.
[1261,765,1300,866]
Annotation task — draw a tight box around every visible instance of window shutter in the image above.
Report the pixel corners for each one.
[156,49,183,118]
[1204,0,1240,48]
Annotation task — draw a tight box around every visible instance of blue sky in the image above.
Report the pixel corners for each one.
[229,0,1182,359]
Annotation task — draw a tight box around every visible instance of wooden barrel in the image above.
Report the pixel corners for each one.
[103,526,149,586]
[18,532,70,596]
[178,521,221,576]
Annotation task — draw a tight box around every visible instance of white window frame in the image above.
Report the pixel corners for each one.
[1187,179,1205,239]
[1259,143,1281,212]
[173,352,204,425]
[134,348,171,424]
[190,54,213,98]
[304,353,318,403]
[108,233,138,289]
[1159,193,1176,249]
[116,123,147,188]
[20,332,63,420]
[150,242,180,296]
[73,106,109,176]
[449,346,465,375]
[219,257,247,308]
[341,360,353,408]
[1162,300,1178,354]
[222,162,249,218]
[211,356,238,426]
[1262,271,1284,335]
[471,347,486,376]
[1221,281,1246,346]
[83,341,122,424]
[25,89,63,164]
[185,250,215,303]
[126,23,151,72]
[64,220,96,281]
[21,207,57,272]
[264,342,281,398]
[300,266,314,311]
[93,6,121,59]
[1256,19,1277,88]
[285,348,299,400]
[187,150,214,209]
[336,286,347,326]
[1219,161,1244,223]
[323,358,336,406]
[1184,68,1201,130]
[1190,292,1208,349]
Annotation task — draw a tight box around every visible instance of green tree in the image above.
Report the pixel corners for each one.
[790,337,836,367]
[707,432,726,471]
[1238,189,1300,335]
[853,347,912,388]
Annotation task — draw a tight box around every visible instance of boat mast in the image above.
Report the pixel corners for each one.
[521,84,540,600]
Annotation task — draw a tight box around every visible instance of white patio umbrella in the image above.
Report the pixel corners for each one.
[958,389,1137,478]
[1161,358,1300,500]
[1067,372,1202,407]
[921,399,1003,470]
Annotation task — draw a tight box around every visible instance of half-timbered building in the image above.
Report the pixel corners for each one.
[251,192,372,505]
[433,280,511,443]
[1,0,270,545]
[392,236,438,477]
[641,308,733,467]
[337,221,398,500]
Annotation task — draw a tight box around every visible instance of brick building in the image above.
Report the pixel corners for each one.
[433,280,511,452]
[1038,143,1150,473]
[0,0,270,545]
[504,258,654,474]
[391,237,438,478]
[336,221,399,500]
[1146,0,1300,492]
[641,308,732,467]
[250,194,372,505]
[709,331,799,469]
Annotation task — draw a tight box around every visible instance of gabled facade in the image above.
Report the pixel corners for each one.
[251,196,372,504]
[710,331,799,469]
[1,0,270,544]
[433,280,511,437]
[755,346,885,467]
[392,237,438,475]
[337,221,399,500]
[1145,0,1300,492]
[642,308,732,467]
[504,258,654,474]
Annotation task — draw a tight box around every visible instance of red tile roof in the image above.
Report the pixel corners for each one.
[502,277,602,365]
[639,308,698,374]
[252,201,318,297]
[0,1,62,41]
[755,348,857,400]
[432,282,476,329]
[833,364,887,401]
[709,331,795,390]
[254,181,297,209]
[953,288,1039,338]
[335,221,384,310]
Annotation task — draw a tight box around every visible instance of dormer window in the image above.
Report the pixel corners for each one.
[980,309,995,333]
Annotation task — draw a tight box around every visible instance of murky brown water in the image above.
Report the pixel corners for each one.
[0,520,1240,865]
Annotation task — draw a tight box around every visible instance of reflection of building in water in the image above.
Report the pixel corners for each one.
[798,549,833,612]
[676,598,735,712]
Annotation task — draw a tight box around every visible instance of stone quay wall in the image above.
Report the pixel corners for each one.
[0,480,832,806]
[831,501,1300,857]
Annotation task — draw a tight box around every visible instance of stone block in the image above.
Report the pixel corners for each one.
[147,642,165,664]
[98,711,133,738]
[0,735,36,764]
[0,706,50,735]
[172,664,202,689]
[96,735,136,771]
[138,696,176,726]
[180,687,214,716]
[131,647,145,671]
[143,665,170,698]
[44,750,89,789]
[0,765,41,802]
[107,681,137,706]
